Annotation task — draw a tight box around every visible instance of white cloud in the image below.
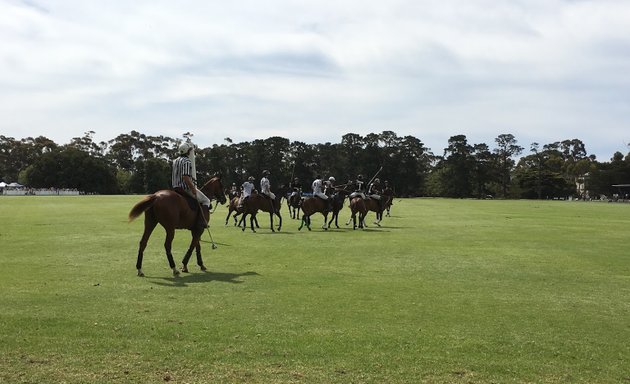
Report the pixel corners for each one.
[1,0,630,159]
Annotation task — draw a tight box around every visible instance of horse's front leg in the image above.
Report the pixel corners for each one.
[195,242,206,271]
[182,230,204,272]
[239,213,247,231]
[373,211,382,226]
[268,212,275,232]
[274,211,282,231]
[181,246,193,273]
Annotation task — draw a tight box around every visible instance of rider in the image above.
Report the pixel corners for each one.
[260,170,276,212]
[172,142,211,227]
[229,182,239,199]
[324,176,336,195]
[368,177,384,211]
[289,177,302,199]
[260,170,276,200]
[312,174,332,211]
[238,176,255,209]
[349,174,366,200]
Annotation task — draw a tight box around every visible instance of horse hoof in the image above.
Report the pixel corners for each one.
[181,266,189,273]
[200,265,207,271]
[137,271,145,277]
[173,269,180,276]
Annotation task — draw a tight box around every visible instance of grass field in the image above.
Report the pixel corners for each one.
[0,195,629,383]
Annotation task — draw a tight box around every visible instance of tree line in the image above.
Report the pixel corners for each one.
[1,131,629,199]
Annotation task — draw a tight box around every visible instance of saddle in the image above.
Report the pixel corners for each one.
[173,188,200,212]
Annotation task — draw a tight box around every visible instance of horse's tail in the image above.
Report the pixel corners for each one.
[128,194,158,222]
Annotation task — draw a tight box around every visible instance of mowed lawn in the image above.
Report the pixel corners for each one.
[0,195,628,383]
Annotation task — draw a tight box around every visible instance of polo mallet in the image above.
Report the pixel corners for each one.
[366,166,384,189]
[197,201,217,249]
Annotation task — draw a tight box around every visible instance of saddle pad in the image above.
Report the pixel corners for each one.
[172,188,200,212]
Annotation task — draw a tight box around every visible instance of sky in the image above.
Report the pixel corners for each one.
[1,0,629,160]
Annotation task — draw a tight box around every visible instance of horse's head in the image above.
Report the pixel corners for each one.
[201,175,227,205]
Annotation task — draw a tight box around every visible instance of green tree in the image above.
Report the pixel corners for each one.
[471,143,495,198]
[493,134,523,198]
[437,135,474,198]
[21,148,118,194]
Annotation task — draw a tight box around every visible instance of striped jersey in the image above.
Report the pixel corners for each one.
[172,156,193,190]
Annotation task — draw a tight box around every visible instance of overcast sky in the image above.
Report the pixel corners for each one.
[1,0,629,160]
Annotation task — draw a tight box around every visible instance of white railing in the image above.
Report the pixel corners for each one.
[2,189,81,196]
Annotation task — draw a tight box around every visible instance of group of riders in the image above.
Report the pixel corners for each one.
[173,141,392,229]
[228,172,392,216]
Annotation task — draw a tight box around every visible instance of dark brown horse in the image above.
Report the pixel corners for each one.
[327,189,350,229]
[287,190,302,219]
[348,196,367,230]
[128,176,227,276]
[238,192,283,232]
[382,186,394,217]
[298,196,331,231]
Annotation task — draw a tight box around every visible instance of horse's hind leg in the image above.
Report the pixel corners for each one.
[239,214,247,231]
[136,214,158,277]
[298,215,305,231]
[163,227,180,276]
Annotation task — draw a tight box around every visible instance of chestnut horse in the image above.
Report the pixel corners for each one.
[362,195,393,227]
[298,196,331,231]
[128,176,227,276]
[225,196,243,226]
[238,192,283,232]
[348,196,367,230]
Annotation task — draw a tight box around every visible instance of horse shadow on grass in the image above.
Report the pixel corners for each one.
[147,270,260,288]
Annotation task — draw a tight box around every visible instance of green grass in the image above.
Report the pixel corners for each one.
[0,196,629,383]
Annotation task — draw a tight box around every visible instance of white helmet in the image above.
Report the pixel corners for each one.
[328,176,336,182]
[178,142,194,155]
